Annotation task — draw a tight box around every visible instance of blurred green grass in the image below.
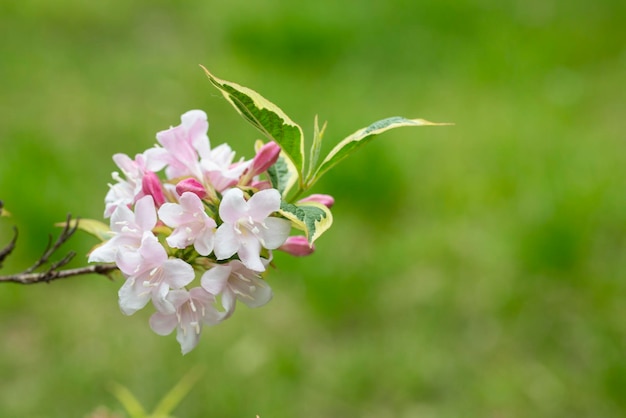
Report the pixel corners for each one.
[1,0,626,416]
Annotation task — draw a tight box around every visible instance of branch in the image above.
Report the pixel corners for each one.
[0,212,119,285]
[0,264,118,284]
[23,213,78,274]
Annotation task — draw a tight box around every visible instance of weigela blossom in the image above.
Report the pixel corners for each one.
[201,143,250,192]
[117,233,195,315]
[88,195,158,264]
[201,259,273,316]
[91,109,334,354]
[214,188,291,272]
[158,192,217,256]
[154,110,210,180]
[104,151,163,218]
[149,287,222,354]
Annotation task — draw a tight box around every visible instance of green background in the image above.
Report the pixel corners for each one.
[1,0,626,416]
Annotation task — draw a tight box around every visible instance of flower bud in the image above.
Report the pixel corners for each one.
[278,236,315,257]
[141,171,166,207]
[298,194,335,209]
[176,178,208,200]
[250,141,281,176]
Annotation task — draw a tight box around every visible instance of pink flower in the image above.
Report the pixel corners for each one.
[278,236,315,257]
[214,188,291,271]
[154,110,211,180]
[149,287,222,355]
[117,233,195,315]
[201,260,272,316]
[103,152,168,217]
[201,143,250,192]
[89,195,157,264]
[104,177,136,219]
[158,192,217,256]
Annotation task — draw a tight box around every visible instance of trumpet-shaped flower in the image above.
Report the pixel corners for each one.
[154,110,211,180]
[201,143,250,192]
[117,233,195,315]
[89,195,157,264]
[104,152,167,217]
[201,260,272,316]
[214,188,290,271]
[158,192,217,256]
[149,287,222,355]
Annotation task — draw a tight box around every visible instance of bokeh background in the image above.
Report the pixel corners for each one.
[1,0,626,416]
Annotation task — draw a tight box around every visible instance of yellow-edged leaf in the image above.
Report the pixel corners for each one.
[279,201,333,244]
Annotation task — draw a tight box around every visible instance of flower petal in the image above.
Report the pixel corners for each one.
[158,202,185,227]
[118,278,151,315]
[152,282,176,314]
[88,239,118,263]
[165,227,193,249]
[214,225,239,260]
[247,189,281,221]
[193,229,215,256]
[259,217,291,249]
[115,248,143,276]
[238,277,273,309]
[200,265,231,295]
[177,324,201,355]
[134,195,157,232]
[160,258,195,289]
[221,288,236,316]
[149,311,178,336]
[109,204,136,233]
[237,236,264,271]
[138,233,167,268]
[219,188,248,223]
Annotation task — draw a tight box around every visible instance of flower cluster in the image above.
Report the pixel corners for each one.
[89,110,333,354]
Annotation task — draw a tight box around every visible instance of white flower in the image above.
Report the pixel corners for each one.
[201,260,272,316]
[149,287,222,355]
[117,233,195,315]
[158,192,217,256]
[89,195,157,264]
[214,188,290,271]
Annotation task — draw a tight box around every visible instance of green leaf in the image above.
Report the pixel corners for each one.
[56,218,113,242]
[109,382,148,418]
[267,152,299,198]
[201,66,305,179]
[151,368,203,418]
[306,115,327,182]
[311,116,449,185]
[279,201,333,244]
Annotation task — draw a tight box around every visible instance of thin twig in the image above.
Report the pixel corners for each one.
[0,213,119,284]
[0,264,118,284]
[24,214,78,274]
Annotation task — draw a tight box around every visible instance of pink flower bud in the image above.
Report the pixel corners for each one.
[278,236,315,257]
[298,194,335,209]
[250,141,281,176]
[176,178,208,200]
[141,171,166,207]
